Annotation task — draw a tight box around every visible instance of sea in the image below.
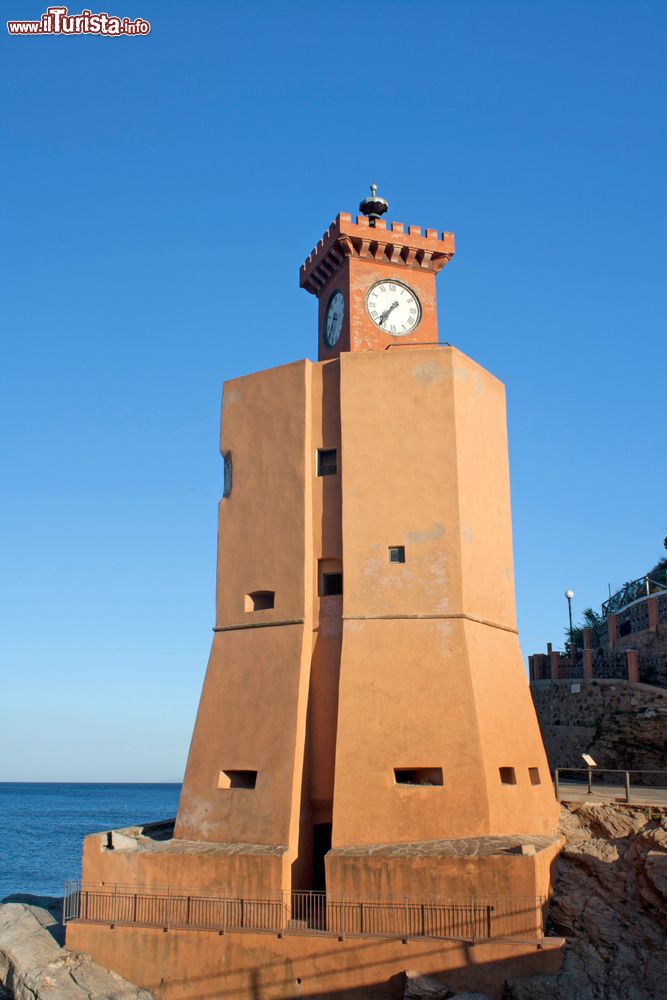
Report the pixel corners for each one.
[0,783,181,902]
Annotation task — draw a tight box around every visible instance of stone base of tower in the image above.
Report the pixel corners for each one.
[66,921,564,1000]
[68,821,564,1000]
[77,820,291,896]
[326,834,564,936]
[77,821,561,904]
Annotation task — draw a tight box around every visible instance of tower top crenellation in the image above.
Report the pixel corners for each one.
[300,212,455,298]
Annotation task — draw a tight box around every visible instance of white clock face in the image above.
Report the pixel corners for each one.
[366,280,421,335]
[323,290,344,347]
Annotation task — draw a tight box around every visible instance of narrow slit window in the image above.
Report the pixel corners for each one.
[394,767,443,786]
[222,452,232,497]
[317,449,338,477]
[528,767,541,786]
[244,590,275,612]
[218,769,257,790]
[388,546,405,563]
[321,572,343,596]
[499,767,517,785]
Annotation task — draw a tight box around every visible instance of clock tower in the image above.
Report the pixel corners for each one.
[69,189,564,999]
[302,185,455,359]
[171,185,560,890]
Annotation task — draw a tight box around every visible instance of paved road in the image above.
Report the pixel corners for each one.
[556,779,667,806]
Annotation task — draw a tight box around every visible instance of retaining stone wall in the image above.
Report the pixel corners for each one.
[530,680,667,779]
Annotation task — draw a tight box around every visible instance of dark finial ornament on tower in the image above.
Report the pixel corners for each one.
[359,183,388,227]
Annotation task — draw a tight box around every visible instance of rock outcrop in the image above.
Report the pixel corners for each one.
[506,802,667,1000]
[403,972,492,1000]
[0,898,155,1000]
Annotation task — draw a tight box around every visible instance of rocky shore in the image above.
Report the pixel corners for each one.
[0,898,154,1000]
[1,801,666,999]
[507,801,667,1000]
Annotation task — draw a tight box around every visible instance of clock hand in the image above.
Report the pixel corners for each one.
[379,300,400,325]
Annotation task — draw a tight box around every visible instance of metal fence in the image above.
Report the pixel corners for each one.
[63,881,545,944]
[554,766,667,800]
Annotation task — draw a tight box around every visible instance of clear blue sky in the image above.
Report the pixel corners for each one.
[1,1,665,780]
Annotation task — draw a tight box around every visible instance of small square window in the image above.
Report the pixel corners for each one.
[317,449,337,477]
[388,546,405,564]
[529,767,541,786]
[321,572,343,596]
[499,767,517,785]
[244,591,275,612]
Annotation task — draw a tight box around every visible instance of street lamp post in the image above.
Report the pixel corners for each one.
[565,589,574,651]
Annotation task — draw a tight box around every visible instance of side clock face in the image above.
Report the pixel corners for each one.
[366,279,421,335]
[323,290,344,347]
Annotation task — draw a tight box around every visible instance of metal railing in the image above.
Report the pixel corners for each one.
[384,341,451,350]
[602,574,667,616]
[63,881,545,945]
[554,767,667,802]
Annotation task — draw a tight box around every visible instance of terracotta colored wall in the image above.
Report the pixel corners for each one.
[174,627,311,851]
[292,359,343,889]
[311,360,342,567]
[325,840,563,906]
[172,344,558,879]
[79,831,286,897]
[308,358,343,812]
[466,623,558,835]
[333,618,489,845]
[338,348,464,617]
[214,360,310,626]
[450,350,516,628]
[331,348,559,846]
[66,921,563,1000]
[175,357,348,890]
[175,360,315,870]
